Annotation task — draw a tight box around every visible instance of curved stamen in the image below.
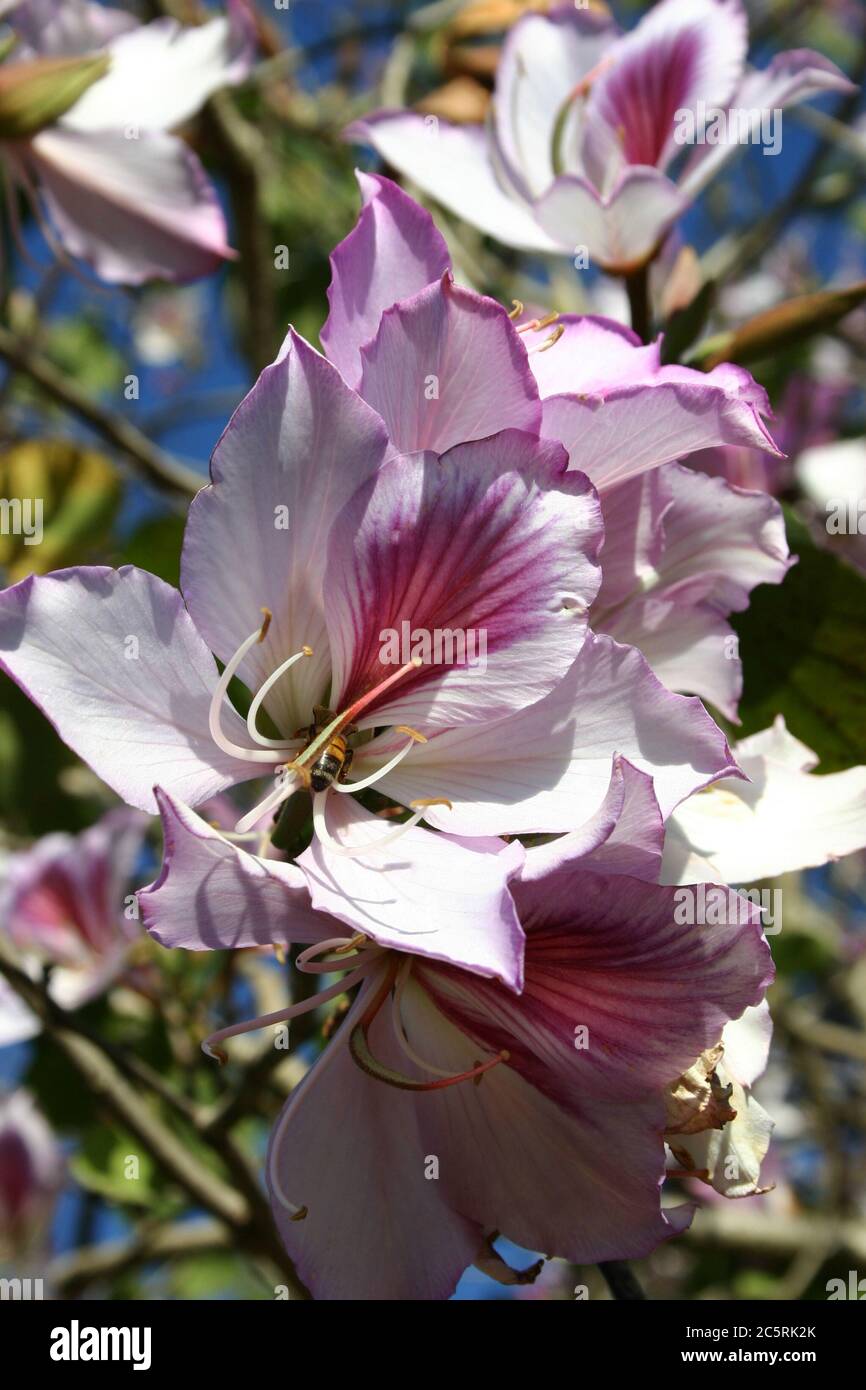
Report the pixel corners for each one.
[295,936,380,975]
[390,959,456,1078]
[202,960,373,1063]
[246,644,313,748]
[209,610,305,763]
[330,726,427,794]
[348,965,510,1093]
[292,658,423,776]
[312,792,452,860]
[234,768,298,834]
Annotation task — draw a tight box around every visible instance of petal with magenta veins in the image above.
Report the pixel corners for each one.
[182,332,393,738]
[324,431,601,730]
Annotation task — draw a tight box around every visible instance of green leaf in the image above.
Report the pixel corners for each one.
[69,1125,160,1208]
[733,511,866,771]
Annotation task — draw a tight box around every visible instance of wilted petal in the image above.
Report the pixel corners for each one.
[28,127,234,284]
[321,171,450,389]
[325,432,600,729]
[358,274,541,455]
[0,566,259,812]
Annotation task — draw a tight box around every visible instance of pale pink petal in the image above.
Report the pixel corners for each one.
[533,165,688,273]
[0,567,259,812]
[679,49,856,202]
[182,332,392,738]
[298,796,524,991]
[367,632,738,835]
[523,315,661,400]
[267,980,482,1301]
[492,5,619,198]
[321,172,450,390]
[358,274,541,455]
[9,0,138,56]
[60,6,255,133]
[28,127,233,285]
[140,790,329,951]
[542,362,779,494]
[346,113,561,252]
[585,0,747,173]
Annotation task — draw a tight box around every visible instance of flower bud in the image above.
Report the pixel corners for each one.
[0,53,110,139]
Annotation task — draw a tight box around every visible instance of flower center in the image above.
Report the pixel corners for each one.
[210,610,452,854]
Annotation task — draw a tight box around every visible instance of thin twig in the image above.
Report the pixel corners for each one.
[0,323,202,498]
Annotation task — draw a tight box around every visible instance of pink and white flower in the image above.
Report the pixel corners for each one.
[348,0,853,272]
[0,1088,63,1254]
[0,0,254,283]
[0,173,785,888]
[140,760,773,1299]
[0,807,149,1042]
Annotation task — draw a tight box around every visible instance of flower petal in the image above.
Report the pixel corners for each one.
[28,127,233,284]
[182,332,393,738]
[297,795,525,991]
[325,432,601,729]
[60,7,254,133]
[358,273,541,455]
[346,112,561,251]
[666,717,866,882]
[267,980,482,1301]
[320,171,450,390]
[533,165,687,273]
[679,48,856,203]
[586,0,747,172]
[402,979,694,1263]
[0,566,259,812]
[140,789,329,951]
[10,0,139,56]
[371,632,738,835]
[492,5,619,198]
[523,314,661,400]
[419,867,772,1107]
[542,361,779,494]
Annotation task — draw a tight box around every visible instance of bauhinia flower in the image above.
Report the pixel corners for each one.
[0,171,785,891]
[140,759,773,1299]
[0,0,254,282]
[0,807,148,1042]
[0,1088,63,1256]
[347,0,853,272]
[663,717,866,885]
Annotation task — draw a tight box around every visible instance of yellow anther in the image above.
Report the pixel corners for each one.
[508,299,524,320]
[334,933,367,955]
[395,725,428,744]
[410,796,453,811]
[258,606,273,642]
[538,324,565,352]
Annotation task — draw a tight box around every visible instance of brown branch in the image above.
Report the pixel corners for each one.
[0,323,202,498]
